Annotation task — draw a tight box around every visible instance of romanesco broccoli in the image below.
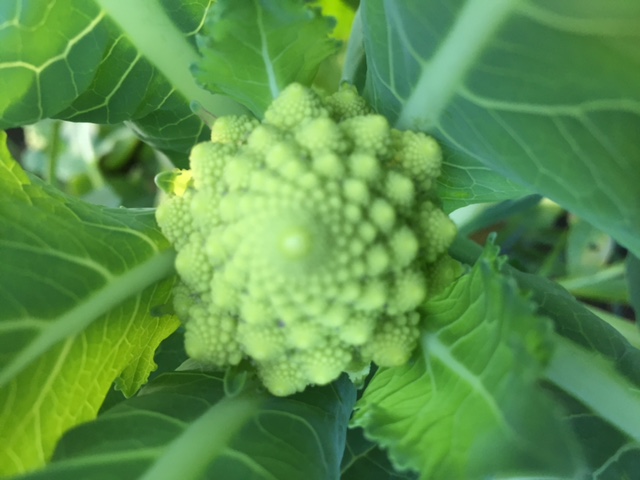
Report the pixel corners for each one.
[156,83,458,396]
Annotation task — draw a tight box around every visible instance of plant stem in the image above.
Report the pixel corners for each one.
[341,6,364,85]
[46,121,61,188]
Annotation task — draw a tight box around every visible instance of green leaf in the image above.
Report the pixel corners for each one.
[437,149,533,213]
[544,336,640,448]
[585,306,640,351]
[557,264,630,305]
[341,428,418,480]
[352,244,582,479]
[14,372,356,480]
[450,236,640,464]
[512,267,640,388]
[455,194,543,237]
[450,236,640,396]
[360,0,640,256]
[0,0,245,162]
[101,329,188,414]
[546,385,640,480]
[627,254,640,320]
[0,132,179,475]
[194,0,340,117]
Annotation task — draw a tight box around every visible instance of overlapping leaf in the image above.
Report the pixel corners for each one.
[512,268,640,388]
[360,0,640,253]
[547,385,640,480]
[0,132,179,475]
[627,255,640,320]
[14,372,356,480]
[341,428,418,480]
[438,150,533,212]
[352,244,582,479]
[194,0,340,117]
[449,236,640,477]
[0,0,245,163]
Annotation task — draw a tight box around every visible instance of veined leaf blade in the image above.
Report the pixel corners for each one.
[361,0,640,254]
[352,244,583,479]
[194,0,340,117]
[0,132,179,475]
[0,0,244,163]
[12,372,356,480]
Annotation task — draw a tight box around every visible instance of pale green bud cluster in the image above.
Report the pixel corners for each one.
[156,83,456,396]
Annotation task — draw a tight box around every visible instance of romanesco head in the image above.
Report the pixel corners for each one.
[156,83,457,396]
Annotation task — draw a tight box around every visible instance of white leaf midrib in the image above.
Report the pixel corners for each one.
[394,0,523,131]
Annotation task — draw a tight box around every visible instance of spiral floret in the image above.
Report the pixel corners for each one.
[156,83,457,396]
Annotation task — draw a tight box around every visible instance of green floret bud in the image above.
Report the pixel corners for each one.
[361,312,421,366]
[210,115,259,145]
[184,303,243,367]
[341,115,391,156]
[258,356,309,397]
[295,117,347,155]
[189,142,234,191]
[175,233,212,293]
[155,191,194,250]
[418,201,458,262]
[155,82,458,396]
[246,124,283,153]
[172,281,194,320]
[190,190,221,232]
[326,83,371,120]
[390,130,442,190]
[293,338,352,385]
[237,322,286,361]
[264,83,327,129]
[427,254,465,299]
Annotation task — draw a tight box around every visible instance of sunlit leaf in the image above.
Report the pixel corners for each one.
[0,132,178,475]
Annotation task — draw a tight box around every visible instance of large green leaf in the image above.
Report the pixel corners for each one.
[360,0,640,255]
[352,244,582,479]
[0,132,179,475]
[14,372,356,480]
[194,0,340,117]
[0,0,245,163]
